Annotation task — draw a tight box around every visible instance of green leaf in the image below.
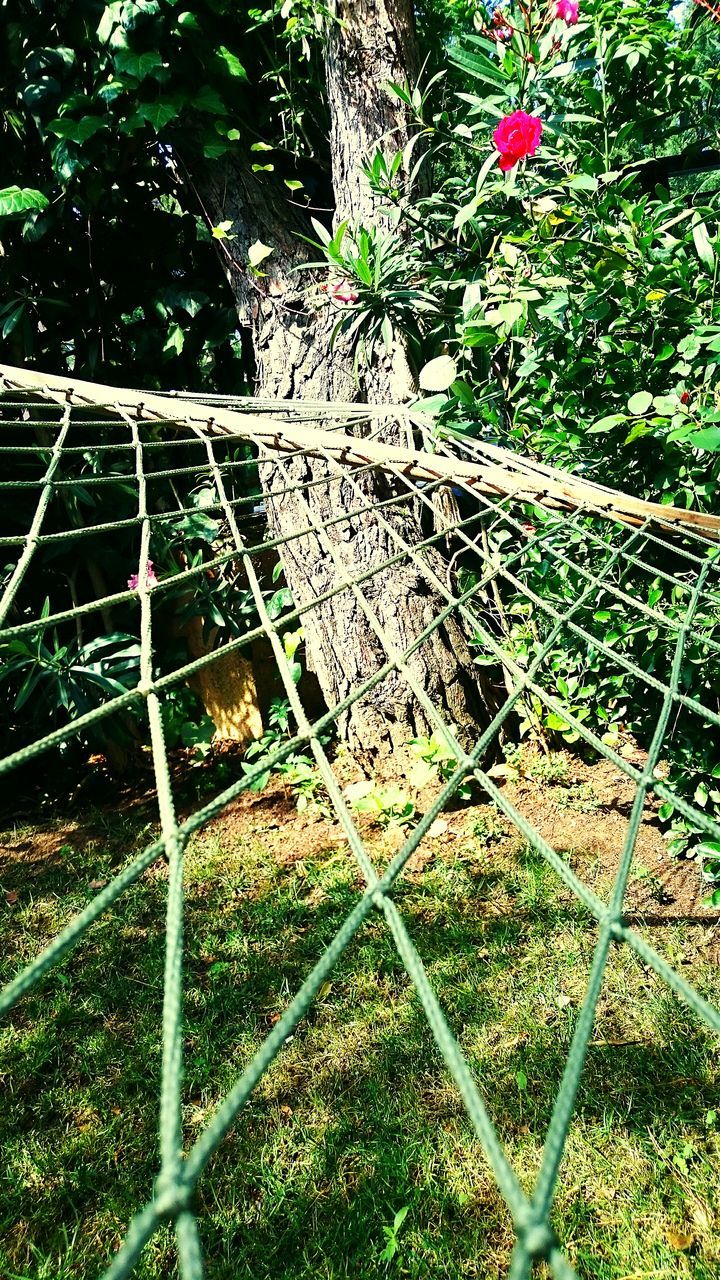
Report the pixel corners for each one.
[114,49,164,79]
[194,85,228,115]
[176,10,201,31]
[419,355,457,392]
[132,98,181,131]
[47,116,107,143]
[393,1206,409,1231]
[545,713,570,731]
[652,394,679,417]
[97,2,123,44]
[211,220,234,239]
[163,323,185,356]
[0,186,49,218]
[587,413,626,434]
[627,391,653,416]
[248,239,274,269]
[687,428,720,452]
[692,221,715,271]
[216,45,248,80]
[497,300,524,327]
[159,287,208,318]
[695,842,720,859]
[1,303,25,339]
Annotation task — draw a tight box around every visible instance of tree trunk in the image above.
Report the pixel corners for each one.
[191,0,494,759]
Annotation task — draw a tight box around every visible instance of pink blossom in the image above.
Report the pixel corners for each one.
[329,280,359,305]
[555,0,579,24]
[493,111,543,172]
[128,560,158,591]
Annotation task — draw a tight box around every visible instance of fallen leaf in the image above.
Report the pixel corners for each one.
[89,879,107,891]
[487,763,511,779]
[5,891,18,905]
[344,779,375,802]
[665,1229,694,1251]
[427,819,448,839]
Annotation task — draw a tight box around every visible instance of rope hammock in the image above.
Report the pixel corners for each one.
[0,363,719,1280]
[3,362,720,539]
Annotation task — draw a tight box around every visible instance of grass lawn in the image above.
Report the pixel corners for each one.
[1,768,719,1279]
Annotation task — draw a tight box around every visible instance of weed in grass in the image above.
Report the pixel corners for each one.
[377,1204,409,1264]
[470,812,506,845]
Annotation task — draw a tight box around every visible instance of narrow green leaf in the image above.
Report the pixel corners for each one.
[692,221,715,271]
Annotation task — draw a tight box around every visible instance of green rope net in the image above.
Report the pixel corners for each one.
[1,379,719,1280]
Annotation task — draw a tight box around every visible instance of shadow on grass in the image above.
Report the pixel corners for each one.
[1,816,718,1279]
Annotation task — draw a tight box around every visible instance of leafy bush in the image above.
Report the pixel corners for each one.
[335,0,720,867]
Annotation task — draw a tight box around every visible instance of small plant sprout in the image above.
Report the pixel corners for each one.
[407,729,471,799]
[378,1204,409,1265]
[277,755,329,815]
[345,780,415,829]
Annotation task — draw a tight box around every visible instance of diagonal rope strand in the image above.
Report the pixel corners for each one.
[1,377,719,1280]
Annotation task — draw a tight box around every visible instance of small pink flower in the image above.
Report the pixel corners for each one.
[492,111,543,172]
[555,0,579,24]
[328,279,359,305]
[128,560,158,591]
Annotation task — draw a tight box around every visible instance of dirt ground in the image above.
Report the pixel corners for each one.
[2,745,717,943]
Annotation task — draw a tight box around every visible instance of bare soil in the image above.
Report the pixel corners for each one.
[2,746,717,943]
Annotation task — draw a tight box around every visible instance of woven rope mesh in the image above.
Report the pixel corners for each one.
[1,371,719,1279]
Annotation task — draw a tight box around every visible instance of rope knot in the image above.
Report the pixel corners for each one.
[154,1173,194,1218]
[521,1222,556,1259]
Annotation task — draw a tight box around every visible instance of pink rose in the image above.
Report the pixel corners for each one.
[555,0,579,23]
[492,111,543,172]
[128,560,158,591]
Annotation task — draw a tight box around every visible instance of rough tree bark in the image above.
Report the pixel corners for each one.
[191,0,493,758]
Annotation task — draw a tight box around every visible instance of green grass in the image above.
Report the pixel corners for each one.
[0,805,719,1279]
